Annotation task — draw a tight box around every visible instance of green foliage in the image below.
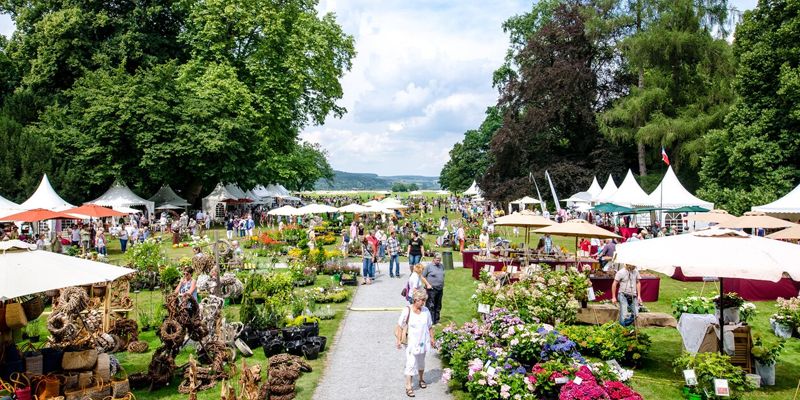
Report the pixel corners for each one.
[0,0,355,203]
[285,315,320,327]
[751,334,784,365]
[239,271,295,329]
[560,322,651,365]
[159,265,182,288]
[671,295,715,319]
[390,182,419,192]
[673,352,753,398]
[699,0,800,213]
[125,239,167,272]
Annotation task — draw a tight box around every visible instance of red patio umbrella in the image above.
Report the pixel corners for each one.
[65,204,127,218]
[0,208,78,222]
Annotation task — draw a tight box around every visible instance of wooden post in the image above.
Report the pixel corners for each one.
[103,281,112,331]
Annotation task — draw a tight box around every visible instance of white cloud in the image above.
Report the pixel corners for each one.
[0,13,14,38]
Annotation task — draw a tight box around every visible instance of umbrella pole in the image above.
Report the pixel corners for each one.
[718,277,725,354]
[574,236,578,269]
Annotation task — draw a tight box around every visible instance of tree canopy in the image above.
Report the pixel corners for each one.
[0,0,354,204]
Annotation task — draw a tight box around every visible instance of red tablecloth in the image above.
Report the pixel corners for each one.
[671,268,800,300]
[462,250,480,270]
[590,276,660,302]
[619,227,639,239]
[472,259,520,279]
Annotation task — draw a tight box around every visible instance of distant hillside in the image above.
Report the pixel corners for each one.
[315,171,440,190]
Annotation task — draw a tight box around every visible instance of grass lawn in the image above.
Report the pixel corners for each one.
[110,275,354,400]
[439,268,800,400]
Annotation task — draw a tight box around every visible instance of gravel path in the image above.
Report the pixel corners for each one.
[312,260,452,400]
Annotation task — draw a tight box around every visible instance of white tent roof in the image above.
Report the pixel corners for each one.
[752,181,800,217]
[245,190,265,204]
[595,174,618,203]
[607,170,650,207]
[0,194,19,216]
[0,240,135,300]
[463,180,482,196]
[562,191,593,203]
[19,174,75,211]
[90,180,154,214]
[113,206,142,214]
[225,184,248,200]
[586,177,602,200]
[267,205,299,216]
[510,196,541,205]
[204,183,238,202]
[646,166,713,210]
[148,185,190,208]
[296,204,339,214]
[253,184,299,201]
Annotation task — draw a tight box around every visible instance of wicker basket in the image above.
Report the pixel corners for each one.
[5,302,28,329]
[22,296,45,321]
[62,349,98,371]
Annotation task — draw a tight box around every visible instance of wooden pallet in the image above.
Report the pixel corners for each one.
[730,326,752,373]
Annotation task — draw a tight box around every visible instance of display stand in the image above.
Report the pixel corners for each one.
[730,326,752,373]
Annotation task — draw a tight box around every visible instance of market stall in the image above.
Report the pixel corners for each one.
[588,274,661,302]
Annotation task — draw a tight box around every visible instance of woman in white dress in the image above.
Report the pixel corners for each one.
[395,289,436,398]
[405,264,431,304]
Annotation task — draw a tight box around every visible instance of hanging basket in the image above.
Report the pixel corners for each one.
[5,302,28,329]
[22,296,44,322]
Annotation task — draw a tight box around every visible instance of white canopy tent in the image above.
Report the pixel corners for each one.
[148,184,190,208]
[267,205,299,216]
[586,177,602,201]
[19,174,75,211]
[463,180,482,196]
[253,184,301,202]
[245,190,266,205]
[606,170,651,207]
[380,198,408,209]
[112,206,142,214]
[0,193,19,216]
[508,196,541,213]
[751,181,800,221]
[646,166,713,209]
[0,240,135,301]
[562,191,593,210]
[594,174,618,203]
[202,183,240,220]
[90,180,155,215]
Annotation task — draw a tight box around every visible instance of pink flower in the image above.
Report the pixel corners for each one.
[441,368,452,385]
[500,384,511,399]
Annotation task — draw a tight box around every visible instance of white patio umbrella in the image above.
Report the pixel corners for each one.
[718,211,796,230]
[614,227,800,352]
[267,205,299,216]
[338,203,372,213]
[380,198,408,209]
[364,204,395,214]
[295,204,338,214]
[685,209,734,224]
[0,240,135,300]
[614,227,800,282]
[363,200,382,207]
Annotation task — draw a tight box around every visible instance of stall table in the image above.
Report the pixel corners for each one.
[589,275,660,302]
[472,259,521,279]
[576,304,677,327]
[671,268,800,301]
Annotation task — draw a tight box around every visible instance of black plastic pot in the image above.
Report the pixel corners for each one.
[285,340,305,356]
[302,321,319,338]
[302,343,320,360]
[262,339,285,357]
[282,327,306,341]
[308,336,327,352]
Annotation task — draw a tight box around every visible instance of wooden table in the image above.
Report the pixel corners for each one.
[576,304,677,327]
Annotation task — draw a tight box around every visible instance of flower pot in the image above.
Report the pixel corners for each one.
[755,360,776,386]
[301,321,319,337]
[285,340,305,356]
[687,394,702,400]
[282,327,306,341]
[308,336,327,352]
[262,339,285,357]
[773,322,793,339]
[302,343,320,360]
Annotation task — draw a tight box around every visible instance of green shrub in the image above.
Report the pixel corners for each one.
[159,265,181,288]
[673,352,753,399]
[560,323,651,366]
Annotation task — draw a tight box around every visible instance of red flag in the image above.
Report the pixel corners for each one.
[661,147,670,165]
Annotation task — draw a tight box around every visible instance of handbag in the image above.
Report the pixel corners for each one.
[93,353,110,383]
[23,343,43,376]
[400,283,408,298]
[22,296,44,322]
[62,349,98,371]
[9,372,31,400]
[5,302,28,329]
[78,371,93,390]
[85,378,110,400]
[34,374,61,399]
[110,369,129,398]
[399,306,410,345]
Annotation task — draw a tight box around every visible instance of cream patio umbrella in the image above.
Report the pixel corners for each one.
[1,240,135,301]
[614,227,800,351]
[719,211,796,230]
[766,224,800,241]
[295,204,339,214]
[267,205,299,216]
[494,211,554,265]
[533,219,621,266]
[338,203,372,214]
[685,209,735,224]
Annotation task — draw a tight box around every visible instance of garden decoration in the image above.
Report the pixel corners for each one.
[268,353,313,400]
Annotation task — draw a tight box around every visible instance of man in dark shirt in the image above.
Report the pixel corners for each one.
[598,239,616,270]
[423,254,445,324]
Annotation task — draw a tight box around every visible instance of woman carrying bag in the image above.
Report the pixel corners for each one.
[395,290,436,398]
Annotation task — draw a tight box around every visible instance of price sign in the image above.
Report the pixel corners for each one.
[683,369,698,386]
[714,379,730,397]
[478,303,490,314]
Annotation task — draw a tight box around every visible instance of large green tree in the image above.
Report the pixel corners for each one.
[481,3,627,202]
[599,0,735,181]
[699,0,800,214]
[438,107,500,192]
[0,0,354,204]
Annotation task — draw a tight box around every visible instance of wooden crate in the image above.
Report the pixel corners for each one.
[730,326,752,373]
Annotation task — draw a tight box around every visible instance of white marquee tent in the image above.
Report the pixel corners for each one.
[463,180,482,196]
[594,174,618,203]
[751,182,800,220]
[0,194,19,215]
[202,183,240,220]
[646,166,713,209]
[253,184,300,201]
[509,196,541,213]
[607,170,651,207]
[148,184,190,208]
[586,177,602,201]
[19,174,75,211]
[90,180,154,215]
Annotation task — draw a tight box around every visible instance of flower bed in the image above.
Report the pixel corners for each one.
[438,309,641,399]
[560,323,651,366]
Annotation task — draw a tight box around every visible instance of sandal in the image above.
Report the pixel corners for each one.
[406,388,416,397]
[419,380,427,389]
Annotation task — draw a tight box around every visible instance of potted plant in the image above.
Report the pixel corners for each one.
[25,320,41,342]
[714,292,744,324]
[138,309,152,331]
[751,335,783,386]
[771,297,799,338]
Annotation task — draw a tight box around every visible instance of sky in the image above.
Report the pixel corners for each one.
[1,0,758,177]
